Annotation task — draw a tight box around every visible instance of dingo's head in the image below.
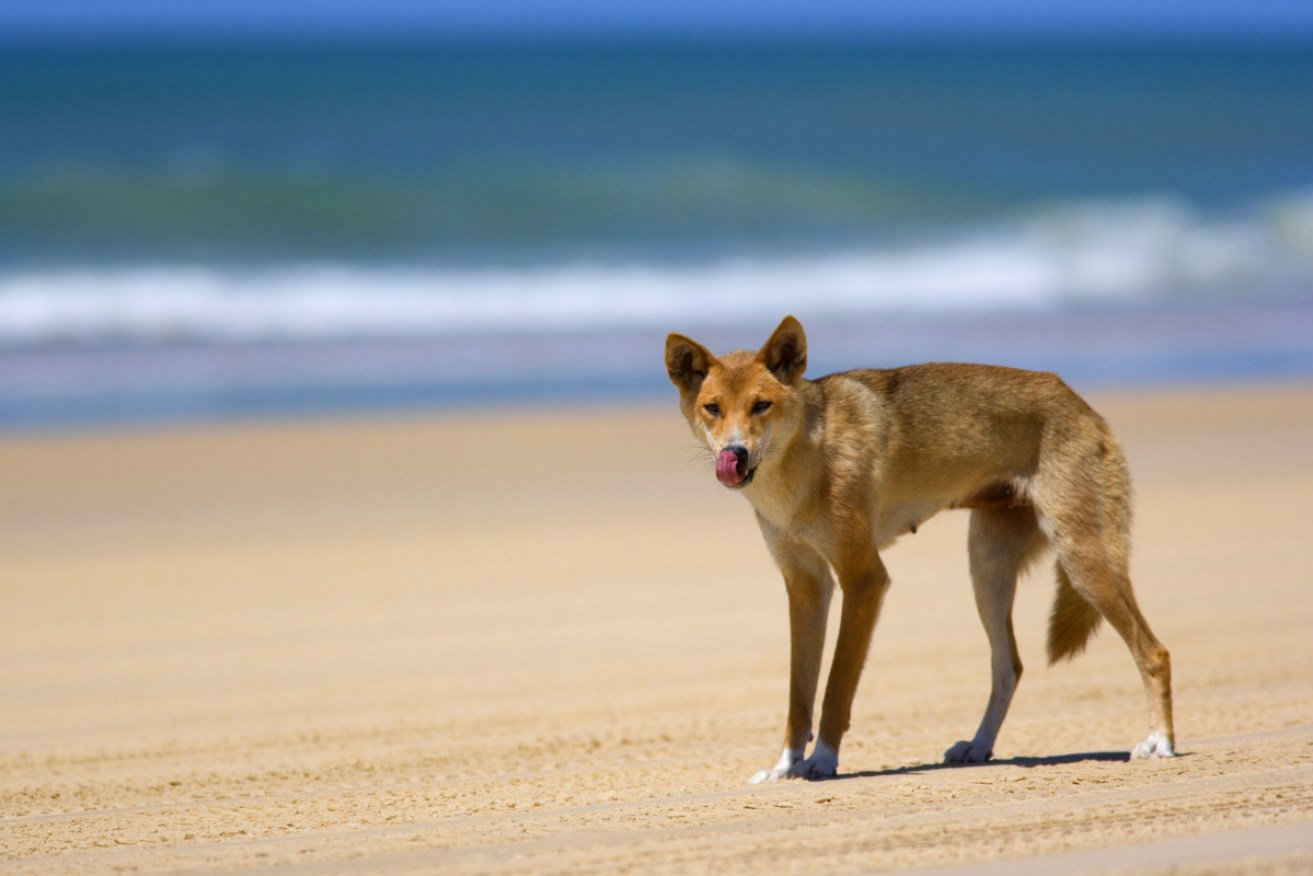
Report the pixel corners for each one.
[665,315,808,490]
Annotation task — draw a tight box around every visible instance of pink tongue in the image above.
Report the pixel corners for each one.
[716,449,744,486]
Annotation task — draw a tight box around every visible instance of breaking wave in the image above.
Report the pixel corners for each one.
[2,193,1311,347]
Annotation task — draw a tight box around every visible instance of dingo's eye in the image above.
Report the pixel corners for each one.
[751,400,772,415]
[703,403,721,416]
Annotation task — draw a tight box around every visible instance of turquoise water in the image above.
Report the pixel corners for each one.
[4,41,1312,261]
[1,40,1311,427]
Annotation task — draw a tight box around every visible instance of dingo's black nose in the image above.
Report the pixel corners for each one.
[728,445,749,471]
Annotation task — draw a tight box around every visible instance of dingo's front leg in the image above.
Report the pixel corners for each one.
[751,538,833,783]
[750,746,803,785]
[800,546,889,780]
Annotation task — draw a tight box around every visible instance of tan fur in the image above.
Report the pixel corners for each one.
[665,316,1176,781]
[1049,562,1104,663]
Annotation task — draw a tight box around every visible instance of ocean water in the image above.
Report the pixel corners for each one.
[1,40,1312,429]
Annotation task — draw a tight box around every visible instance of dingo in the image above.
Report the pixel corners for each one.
[665,315,1175,782]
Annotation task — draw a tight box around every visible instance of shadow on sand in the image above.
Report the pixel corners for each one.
[837,750,1146,781]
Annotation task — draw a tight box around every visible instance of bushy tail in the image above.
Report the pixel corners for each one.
[1047,562,1103,664]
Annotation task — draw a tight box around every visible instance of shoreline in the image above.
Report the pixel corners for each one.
[5,302,1313,434]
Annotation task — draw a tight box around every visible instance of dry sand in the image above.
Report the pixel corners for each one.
[2,382,1311,874]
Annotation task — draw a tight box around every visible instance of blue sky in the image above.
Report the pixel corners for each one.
[4,0,1313,42]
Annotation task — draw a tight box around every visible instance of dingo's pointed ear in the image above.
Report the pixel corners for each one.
[665,333,715,393]
[758,315,807,384]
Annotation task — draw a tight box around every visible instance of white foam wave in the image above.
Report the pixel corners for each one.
[2,194,1310,346]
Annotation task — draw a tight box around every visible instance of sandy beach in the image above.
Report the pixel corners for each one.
[2,382,1311,874]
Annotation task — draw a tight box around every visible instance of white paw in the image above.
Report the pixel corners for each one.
[1131,731,1175,760]
[787,742,838,780]
[748,747,802,784]
[944,739,993,764]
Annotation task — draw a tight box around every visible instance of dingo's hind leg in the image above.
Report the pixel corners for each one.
[1059,553,1176,759]
[1039,458,1176,759]
[946,506,1045,764]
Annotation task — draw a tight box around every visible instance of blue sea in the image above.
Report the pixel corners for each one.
[2,40,1312,429]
